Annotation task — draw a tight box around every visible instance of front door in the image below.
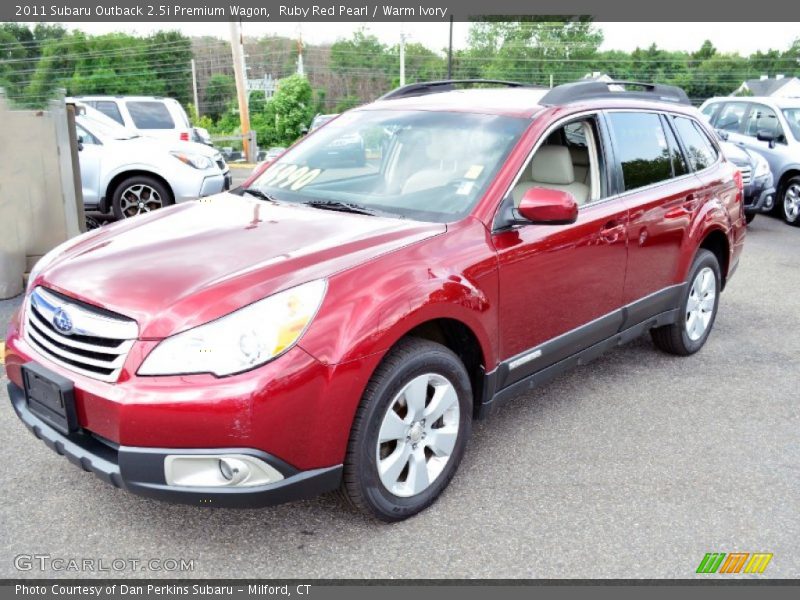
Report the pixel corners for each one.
[493,114,629,386]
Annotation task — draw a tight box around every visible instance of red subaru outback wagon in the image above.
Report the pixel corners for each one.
[5,80,745,521]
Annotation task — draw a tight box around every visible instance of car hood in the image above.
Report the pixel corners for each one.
[719,141,751,166]
[39,194,445,339]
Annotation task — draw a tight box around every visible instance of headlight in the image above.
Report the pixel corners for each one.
[170,151,214,170]
[138,279,327,377]
[753,154,770,178]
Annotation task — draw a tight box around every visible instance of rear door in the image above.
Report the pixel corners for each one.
[605,110,703,314]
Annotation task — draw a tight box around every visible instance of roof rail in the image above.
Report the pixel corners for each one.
[539,80,691,106]
[379,79,529,101]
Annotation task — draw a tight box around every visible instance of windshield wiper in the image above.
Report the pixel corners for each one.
[241,188,280,203]
[303,200,379,216]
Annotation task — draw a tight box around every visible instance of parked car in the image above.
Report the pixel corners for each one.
[700,96,800,225]
[6,80,745,521]
[69,95,195,144]
[73,104,231,219]
[257,146,286,169]
[717,136,774,223]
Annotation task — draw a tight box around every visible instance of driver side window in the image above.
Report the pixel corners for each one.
[744,104,786,144]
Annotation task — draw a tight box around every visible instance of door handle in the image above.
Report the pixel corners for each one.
[599,220,625,244]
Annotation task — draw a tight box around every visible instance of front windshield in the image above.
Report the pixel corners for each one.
[247,109,528,222]
[782,109,800,140]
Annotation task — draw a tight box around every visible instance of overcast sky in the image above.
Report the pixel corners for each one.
[60,21,799,55]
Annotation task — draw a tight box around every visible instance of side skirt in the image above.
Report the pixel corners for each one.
[477,286,685,419]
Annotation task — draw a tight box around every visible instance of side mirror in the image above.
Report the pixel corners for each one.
[516,187,578,225]
[715,129,730,141]
[756,129,776,143]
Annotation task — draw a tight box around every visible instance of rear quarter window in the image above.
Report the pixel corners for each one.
[126,101,175,129]
[673,117,719,172]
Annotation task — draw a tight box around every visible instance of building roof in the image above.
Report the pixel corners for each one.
[742,78,798,96]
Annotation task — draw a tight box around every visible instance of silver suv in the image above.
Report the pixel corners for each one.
[700,96,800,225]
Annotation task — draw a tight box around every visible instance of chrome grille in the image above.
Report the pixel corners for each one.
[24,287,138,383]
[738,165,752,185]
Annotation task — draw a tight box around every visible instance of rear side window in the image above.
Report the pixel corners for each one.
[126,101,175,129]
[673,117,718,171]
[607,112,673,192]
[93,101,124,125]
[712,102,749,133]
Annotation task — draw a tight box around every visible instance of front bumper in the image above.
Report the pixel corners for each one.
[743,179,775,214]
[174,169,231,203]
[8,381,342,508]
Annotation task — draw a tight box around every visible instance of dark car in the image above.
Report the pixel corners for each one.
[718,134,775,223]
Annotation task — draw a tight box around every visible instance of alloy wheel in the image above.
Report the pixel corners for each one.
[685,267,716,342]
[119,183,163,217]
[376,373,460,497]
[784,183,800,223]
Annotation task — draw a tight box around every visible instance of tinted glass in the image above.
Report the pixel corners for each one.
[607,112,672,191]
[662,118,688,176]
[782,108,800,140]
[94,101,124,125]
[673,117,718,171]
[126,101,175,129]
[744,104,785,142]
[713,102,748,133]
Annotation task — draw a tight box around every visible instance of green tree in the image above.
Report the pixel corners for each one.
[264,74,315,146]
[203,73,235,121]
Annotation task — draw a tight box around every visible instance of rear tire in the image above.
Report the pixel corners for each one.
[111,175,173,220]
[651,249,721,356]
[341,337,472,522]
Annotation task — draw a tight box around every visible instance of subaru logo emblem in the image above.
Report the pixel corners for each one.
[52,307,73,334]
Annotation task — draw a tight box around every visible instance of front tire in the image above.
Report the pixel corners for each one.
[781,176,800,226]
[651,249,721,356]
[111,175,173,220]
[342,338,472,522]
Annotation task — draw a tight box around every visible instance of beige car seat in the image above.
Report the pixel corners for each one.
[512,146,590,206]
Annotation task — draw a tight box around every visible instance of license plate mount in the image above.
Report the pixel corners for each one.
[21,362,78,435]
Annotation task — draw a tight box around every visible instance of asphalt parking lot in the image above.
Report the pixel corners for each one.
[0,214,798,579]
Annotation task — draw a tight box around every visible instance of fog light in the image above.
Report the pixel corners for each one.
[164,454,284,488]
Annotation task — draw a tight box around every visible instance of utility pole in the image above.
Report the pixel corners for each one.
[399,26,406,87]
[296,24,304,76]
[447,16,453,79]
[190,58,200,119]
[229,20,251,161]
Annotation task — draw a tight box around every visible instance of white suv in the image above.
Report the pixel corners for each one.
[69,95,194,143]
[74,105,231,220]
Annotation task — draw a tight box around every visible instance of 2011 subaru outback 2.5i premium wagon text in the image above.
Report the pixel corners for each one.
[5,80,745,521]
